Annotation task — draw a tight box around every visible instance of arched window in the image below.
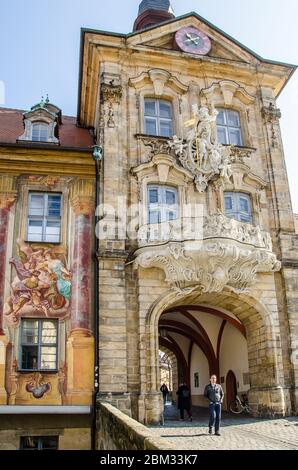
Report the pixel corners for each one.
[224,192,253,224]
[147,185,178,224]
[217,109,243,146]
[144,99,173,137]
[32,122,49,142]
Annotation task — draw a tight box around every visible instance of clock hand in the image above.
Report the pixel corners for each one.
[185,33,200,45]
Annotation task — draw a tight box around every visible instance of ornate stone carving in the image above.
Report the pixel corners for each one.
[129,68,189,95]
[26,373,51,399]
[201,80,255,106]
[100,73,122,128]
[169,105,233,192]
[229,145,255,164]
[134,212,280,294]
[4,241,71,327]
[262,102,281,149]
[136,135,174,159]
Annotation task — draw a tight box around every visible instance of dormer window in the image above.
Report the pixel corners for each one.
[32,122,49,142]
[17,96,60,145]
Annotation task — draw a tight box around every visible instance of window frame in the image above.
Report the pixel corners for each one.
[26,192,62,244]
[224,192,253,224]
[147,185,179,225]
[216,108,243,146]
[144,98,173,138]
[20,436,59,450]
[31,122,49,142]
[19,319,59,372]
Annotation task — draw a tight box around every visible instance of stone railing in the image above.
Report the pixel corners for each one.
[138,212,272,251]
[98,402,176,451]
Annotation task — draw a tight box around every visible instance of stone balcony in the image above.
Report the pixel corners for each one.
[134,212,281,294]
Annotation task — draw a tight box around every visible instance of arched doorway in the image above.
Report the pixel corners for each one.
[142,289,288,424]
[226,370,237,410]
[157,305,248,413]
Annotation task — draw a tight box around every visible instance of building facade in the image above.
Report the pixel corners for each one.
[78,0,298,426]
[0,0,298,449]
[0,99,96,449]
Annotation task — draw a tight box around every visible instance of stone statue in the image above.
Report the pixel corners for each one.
[169,105,232,192]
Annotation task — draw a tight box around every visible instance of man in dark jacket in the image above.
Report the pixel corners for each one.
[176,382,192,421]
[204,375,224,436]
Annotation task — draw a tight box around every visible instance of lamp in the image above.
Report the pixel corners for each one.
[92,145,103,161]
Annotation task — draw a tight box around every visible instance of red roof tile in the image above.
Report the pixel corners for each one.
[0,107,94,149]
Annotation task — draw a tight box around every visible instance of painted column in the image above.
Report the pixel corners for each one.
[70,179,94,332]
[66,179,95,405]
[0,175,17,404]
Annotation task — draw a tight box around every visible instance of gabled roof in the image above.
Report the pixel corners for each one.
[77,11,297,124]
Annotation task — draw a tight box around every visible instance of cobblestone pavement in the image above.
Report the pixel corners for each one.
[148,405,298,450]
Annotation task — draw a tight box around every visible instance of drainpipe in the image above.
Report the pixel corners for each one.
[91,144,103,450]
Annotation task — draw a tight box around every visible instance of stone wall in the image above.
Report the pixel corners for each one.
[97,402,175,450]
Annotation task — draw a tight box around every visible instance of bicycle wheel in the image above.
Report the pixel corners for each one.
[230,399,242,414]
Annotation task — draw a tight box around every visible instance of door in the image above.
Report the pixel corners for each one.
[226,370,237,410]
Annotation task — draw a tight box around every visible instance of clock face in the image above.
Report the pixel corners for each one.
[175,26,211,56]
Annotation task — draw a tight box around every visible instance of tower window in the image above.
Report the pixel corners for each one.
[224,192,253,224]
[217,109,243,146]
[144,99,173,138]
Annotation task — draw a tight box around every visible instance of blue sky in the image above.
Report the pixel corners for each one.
[0,0,298,210]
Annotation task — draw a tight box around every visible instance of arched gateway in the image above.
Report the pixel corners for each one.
[140,288,291,425]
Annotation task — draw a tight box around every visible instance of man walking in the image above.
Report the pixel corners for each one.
[204,375,224,436]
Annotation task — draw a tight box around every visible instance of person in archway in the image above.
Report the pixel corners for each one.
[176,382,192,421]
[160,383,169,404]
[204,375,224,436]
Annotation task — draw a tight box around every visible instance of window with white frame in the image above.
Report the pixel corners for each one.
[144,99,173,137]
[20,319,58,371]
[224,192,253,223]
[217,109,243,146]
[148,185,178,224]
[27,192,62,243]
[32,122,49,142]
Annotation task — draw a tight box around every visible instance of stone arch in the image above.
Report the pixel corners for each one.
[142,286,287,423]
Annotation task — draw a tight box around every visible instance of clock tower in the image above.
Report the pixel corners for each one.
[133,0,175,31]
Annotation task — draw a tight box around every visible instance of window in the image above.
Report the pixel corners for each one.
[32,123,49,142]
[224,192,253,223]
[217,109,243,146]
[148,185,178,224]
[20,436,58,450]
[20,319,58,371]
[144,99,173,137]
[27,192,62,243]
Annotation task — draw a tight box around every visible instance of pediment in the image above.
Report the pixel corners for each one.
[127,13,262,65]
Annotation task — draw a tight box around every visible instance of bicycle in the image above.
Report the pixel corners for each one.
[229,394,251,414]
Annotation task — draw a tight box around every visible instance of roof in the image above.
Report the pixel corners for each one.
[138,0,173,15]
[0,107,94,149]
